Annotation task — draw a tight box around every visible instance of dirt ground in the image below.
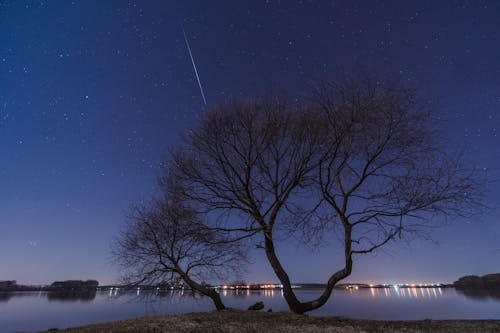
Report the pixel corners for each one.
[37,310,500,333]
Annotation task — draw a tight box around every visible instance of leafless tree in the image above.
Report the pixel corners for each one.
[300,77,483,313]
[165,78,483,314]
[112,193,246,310]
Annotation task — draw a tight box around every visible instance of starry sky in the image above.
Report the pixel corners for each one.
[1,0,499,286]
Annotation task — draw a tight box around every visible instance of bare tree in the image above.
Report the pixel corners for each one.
[112,193,246,310]
[298,77,483,312]
[167,97,330,313]
[165,78,483,314]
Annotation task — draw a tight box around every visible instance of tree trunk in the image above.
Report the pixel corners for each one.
[177,270,227,310]
[207,289,227,310]
[263,230,307,314]
[263,227,353,314]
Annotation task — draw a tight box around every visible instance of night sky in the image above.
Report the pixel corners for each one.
[1,0,499,286]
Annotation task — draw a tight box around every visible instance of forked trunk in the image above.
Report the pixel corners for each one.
[264,230,353,314]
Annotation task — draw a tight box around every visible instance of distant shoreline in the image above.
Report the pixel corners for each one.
[0,281,454,293]
[37,310,500,333]
[4,272,499,293]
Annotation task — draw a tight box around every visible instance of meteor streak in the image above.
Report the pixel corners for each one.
[182,26,207,106]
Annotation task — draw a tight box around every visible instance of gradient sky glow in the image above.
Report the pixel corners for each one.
[0,0,499,285]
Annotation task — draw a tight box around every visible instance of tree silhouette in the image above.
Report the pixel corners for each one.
[162,77,483,314]
[112,192,246,310]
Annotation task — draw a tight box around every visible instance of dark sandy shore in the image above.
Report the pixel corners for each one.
[35,310,500,333]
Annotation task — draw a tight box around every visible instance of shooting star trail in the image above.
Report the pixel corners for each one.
[182,26,207,106]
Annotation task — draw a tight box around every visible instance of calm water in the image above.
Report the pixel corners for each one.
[1,287,499,333]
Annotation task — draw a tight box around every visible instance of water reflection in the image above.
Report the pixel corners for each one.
[47,289,97,302]
[455,287,500,301]
[0,292,12,302]
[1,287,500,332]
[107,287,212,306]
[220,288,282,298]
[108,287,448,302]
[4,287,499,304]
[366,286,443,299]
[0,291,45,303]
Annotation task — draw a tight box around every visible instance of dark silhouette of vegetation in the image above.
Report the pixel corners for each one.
[163,76,482,314]
[112,193,247,310]
[454,273,500,290]
[0,281,18,291]
[0,280,41,292]
[454,273,500,301]
[49,280,99,290]
[1,280,100,303]
[46,280,99,301]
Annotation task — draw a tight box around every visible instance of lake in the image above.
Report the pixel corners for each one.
[1,287,499,333]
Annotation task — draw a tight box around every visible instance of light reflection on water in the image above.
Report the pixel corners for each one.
[221,288,281,298]
[0,288,499,333]
[367,286,443,299]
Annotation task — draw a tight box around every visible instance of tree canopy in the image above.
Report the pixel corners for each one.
[115,76,483,314]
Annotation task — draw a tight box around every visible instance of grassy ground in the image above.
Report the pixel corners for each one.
[36,310,500,333]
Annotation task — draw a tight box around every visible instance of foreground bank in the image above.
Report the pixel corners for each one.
[37,310,500,333]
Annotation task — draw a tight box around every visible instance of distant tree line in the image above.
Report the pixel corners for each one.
[454,274,500,289]
[48,280,99,290]
[0,280,40,292]
[0,280,99,292]
[454,273,500,301]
